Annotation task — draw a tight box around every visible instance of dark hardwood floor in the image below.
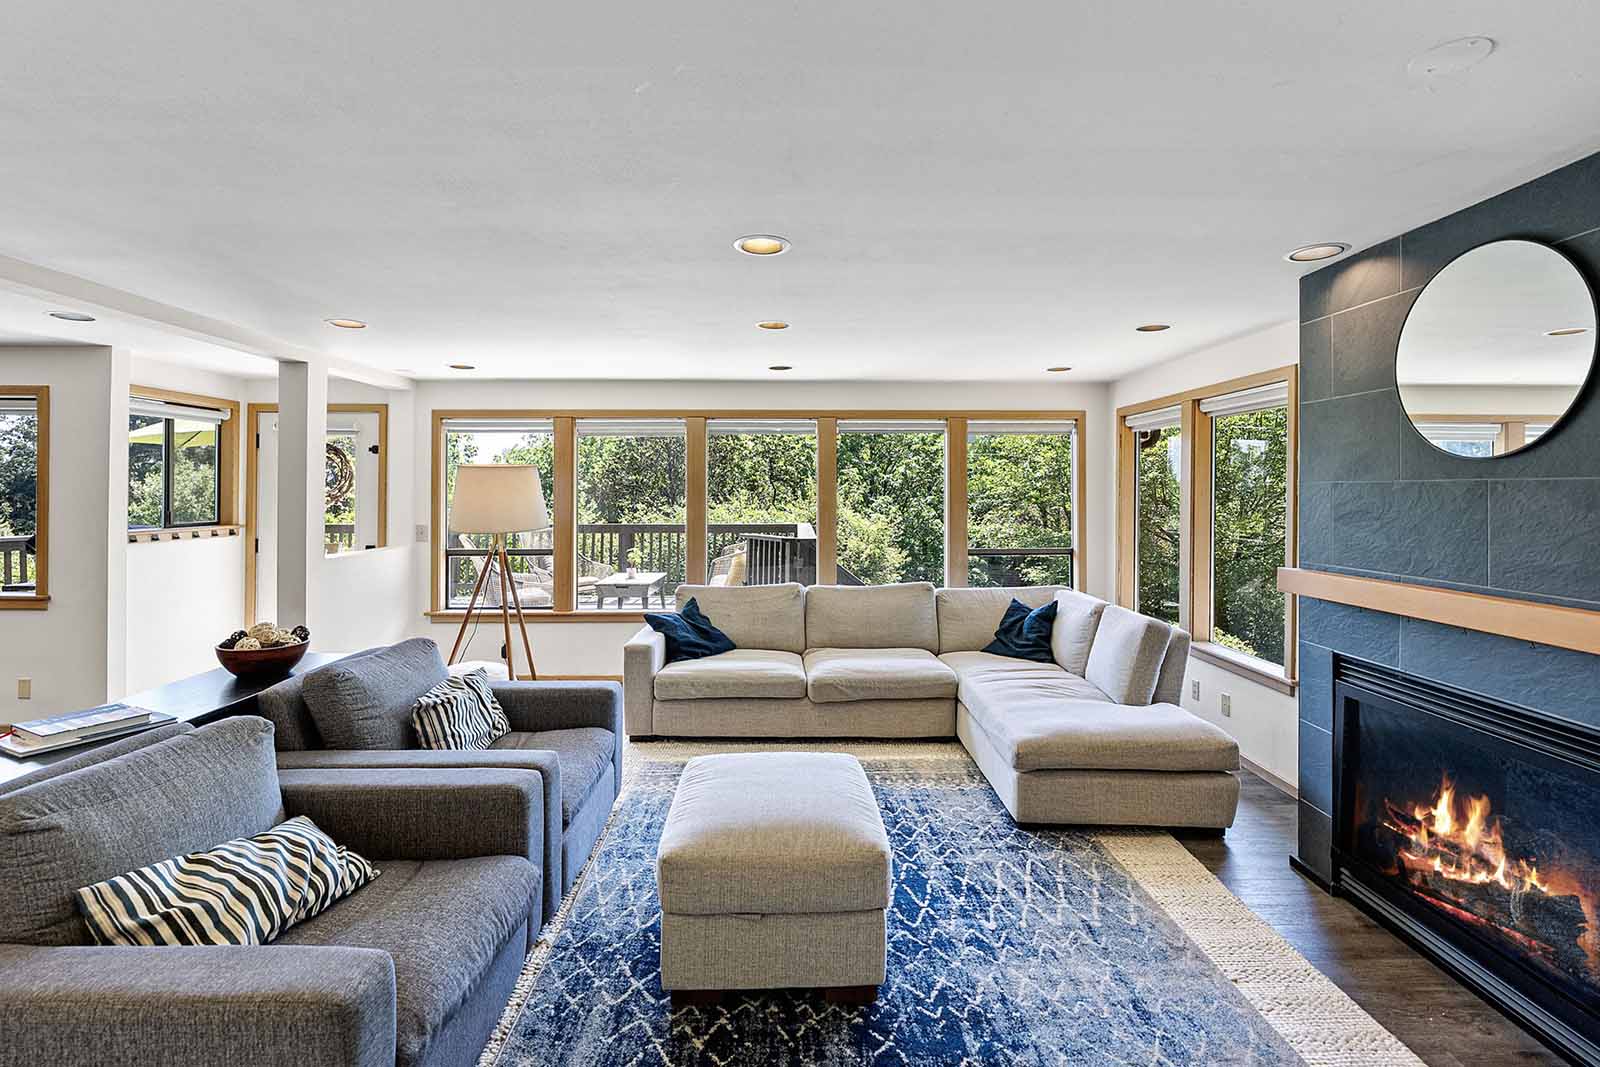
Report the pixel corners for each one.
[1179,772,1561,1067]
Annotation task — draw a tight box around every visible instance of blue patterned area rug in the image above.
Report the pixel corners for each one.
[481,748,1421,1067]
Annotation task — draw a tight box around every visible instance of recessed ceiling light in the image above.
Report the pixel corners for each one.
[1046,366,1071,373]
[1407,36,1495,81]
[47,311,96,322]
[448,363,475,370]
[325,318,367,329]
[757,321,789,330]
[735,235,790,256]
[768,365,793,371]
[1135,323,1171,333]
[1285,243,1350,263]
[1546,327,1590,337]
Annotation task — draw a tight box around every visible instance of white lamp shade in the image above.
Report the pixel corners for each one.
[449,464,550,534]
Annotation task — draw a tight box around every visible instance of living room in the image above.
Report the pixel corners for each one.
[3,5,1599,1066]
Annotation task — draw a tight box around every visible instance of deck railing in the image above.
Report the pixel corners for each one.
[967,546,1074,589]
[1,535,33,591]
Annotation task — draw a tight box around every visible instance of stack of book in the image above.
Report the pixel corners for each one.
[0,703,174,759]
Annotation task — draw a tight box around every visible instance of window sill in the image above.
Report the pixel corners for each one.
[128,525,241,544]
[0,594,49,611]
[424,609,648,624]
[1189,641,1296,695]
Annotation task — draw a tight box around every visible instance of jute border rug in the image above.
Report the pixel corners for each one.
[478,740,1424,1067]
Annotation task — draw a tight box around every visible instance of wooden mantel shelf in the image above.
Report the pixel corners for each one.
[1278,567,1600,657]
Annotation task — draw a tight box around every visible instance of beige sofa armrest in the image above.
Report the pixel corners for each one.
[623,624,666,735]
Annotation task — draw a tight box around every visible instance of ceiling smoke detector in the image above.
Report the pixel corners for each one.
[1407,36,1495,82]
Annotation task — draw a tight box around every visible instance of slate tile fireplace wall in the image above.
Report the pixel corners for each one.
[1295,150,1600,883]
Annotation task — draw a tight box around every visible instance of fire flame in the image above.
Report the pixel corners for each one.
[1383,774,1598,976]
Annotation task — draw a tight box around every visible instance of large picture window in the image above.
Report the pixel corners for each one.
[576,419,687,609]
[442,418,556,610]
[836,420,945,585]
[430,409,1085,615]
[965,420,1075,587]
[127,396,226,530]
[1116,368,1297,688]
[707,419,818,586]
[1205,389,1290,666]
[0,390,46,602]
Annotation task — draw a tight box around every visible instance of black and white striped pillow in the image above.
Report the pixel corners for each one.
[74,816,378,947]
[412,668,510,749]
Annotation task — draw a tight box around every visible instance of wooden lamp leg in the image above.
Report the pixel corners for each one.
[448,539,496,666]
[501,542,538,680]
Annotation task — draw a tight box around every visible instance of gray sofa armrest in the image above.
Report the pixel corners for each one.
[491,680,624,795]
[275,749,563,924]
[279,767,544,870]
[623,625,665,736]
[0,943,396,1067]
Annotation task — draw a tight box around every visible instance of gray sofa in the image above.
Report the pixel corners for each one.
[0,716,542,1067]
[624,582,1240,829]
[256,637,623,923]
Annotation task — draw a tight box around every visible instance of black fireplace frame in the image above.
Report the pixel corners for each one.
[1330,656,1600,1067]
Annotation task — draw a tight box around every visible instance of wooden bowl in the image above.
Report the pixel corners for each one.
[215,639,308,680]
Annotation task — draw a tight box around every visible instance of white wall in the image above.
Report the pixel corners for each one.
[0,346,124,722]
[1110,320,1302,788]
[409,377,1113,675]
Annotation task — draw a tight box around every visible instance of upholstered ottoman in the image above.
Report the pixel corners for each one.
[655,752,893,1004]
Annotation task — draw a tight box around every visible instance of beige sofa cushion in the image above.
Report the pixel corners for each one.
[967,698,1239,774]
[804,648,958,703]
[934,586,1061,653]
[943,651,1111,710]
[674,583,807,654]
[806,583,939,652]
[653,650,806,701]
[1050,589,1107,676]
[656,752,892,915]
[1083,605,1171,705]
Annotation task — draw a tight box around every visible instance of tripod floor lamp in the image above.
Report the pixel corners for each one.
[446,463,550,680]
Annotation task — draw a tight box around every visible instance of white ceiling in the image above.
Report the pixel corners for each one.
[1,1,1599,382]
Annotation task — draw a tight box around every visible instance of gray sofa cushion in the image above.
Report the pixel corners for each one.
[934,586,1061,653]
[274,855,538,1067]
[657,753,891,915]
[653,650,807,701]
[805,583,939,652]
[489,726,615,828]
[1050,589,1108,676]
[0,716,284,946]
[804,648,957,703]
[1153,627,1192,706]
[967,699,1240,774]
[301,638,448,750]
[1083,606,1171,705]
[674,583,808,654]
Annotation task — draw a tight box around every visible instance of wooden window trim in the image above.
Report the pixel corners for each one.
[0,385,48,610]
[245,402,390,626]
[430,408,1087,616]
[1115,365,1298,683]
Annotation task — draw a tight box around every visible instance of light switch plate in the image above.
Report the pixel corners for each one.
[1190,680,1200,700]
[415,524,429,543]
[17,678,31,700]
[1220,693,1232,717]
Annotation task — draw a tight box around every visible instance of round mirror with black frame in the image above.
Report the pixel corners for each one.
[1396,238,1596,459]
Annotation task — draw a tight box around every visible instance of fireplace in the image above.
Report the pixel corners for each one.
[1331,658,1600,1066]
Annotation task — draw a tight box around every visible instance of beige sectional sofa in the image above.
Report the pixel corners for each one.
[623,582,1241,829]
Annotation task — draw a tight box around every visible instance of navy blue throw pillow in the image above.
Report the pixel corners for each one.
[982,598,1058,663]
[644,597,736,664]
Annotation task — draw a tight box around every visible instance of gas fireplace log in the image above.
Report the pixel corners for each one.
[1412,874,1588,945]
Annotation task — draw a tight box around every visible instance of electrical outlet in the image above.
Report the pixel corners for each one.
[1190,679,1200,701]
[17,678,31,700]
[1220,693,1232,717]
[415,524,429,543]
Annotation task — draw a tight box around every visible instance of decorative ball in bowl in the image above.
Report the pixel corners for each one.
[216,622,311,680]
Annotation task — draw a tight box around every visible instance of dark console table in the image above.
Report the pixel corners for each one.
[0,652,345,787]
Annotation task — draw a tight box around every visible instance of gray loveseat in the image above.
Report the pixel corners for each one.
[0,716,542,1067]
[255,637,623,923]
[624,582,1240,829]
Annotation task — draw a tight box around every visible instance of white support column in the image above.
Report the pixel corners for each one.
[103,348,131,699]
[275,359,328,629]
